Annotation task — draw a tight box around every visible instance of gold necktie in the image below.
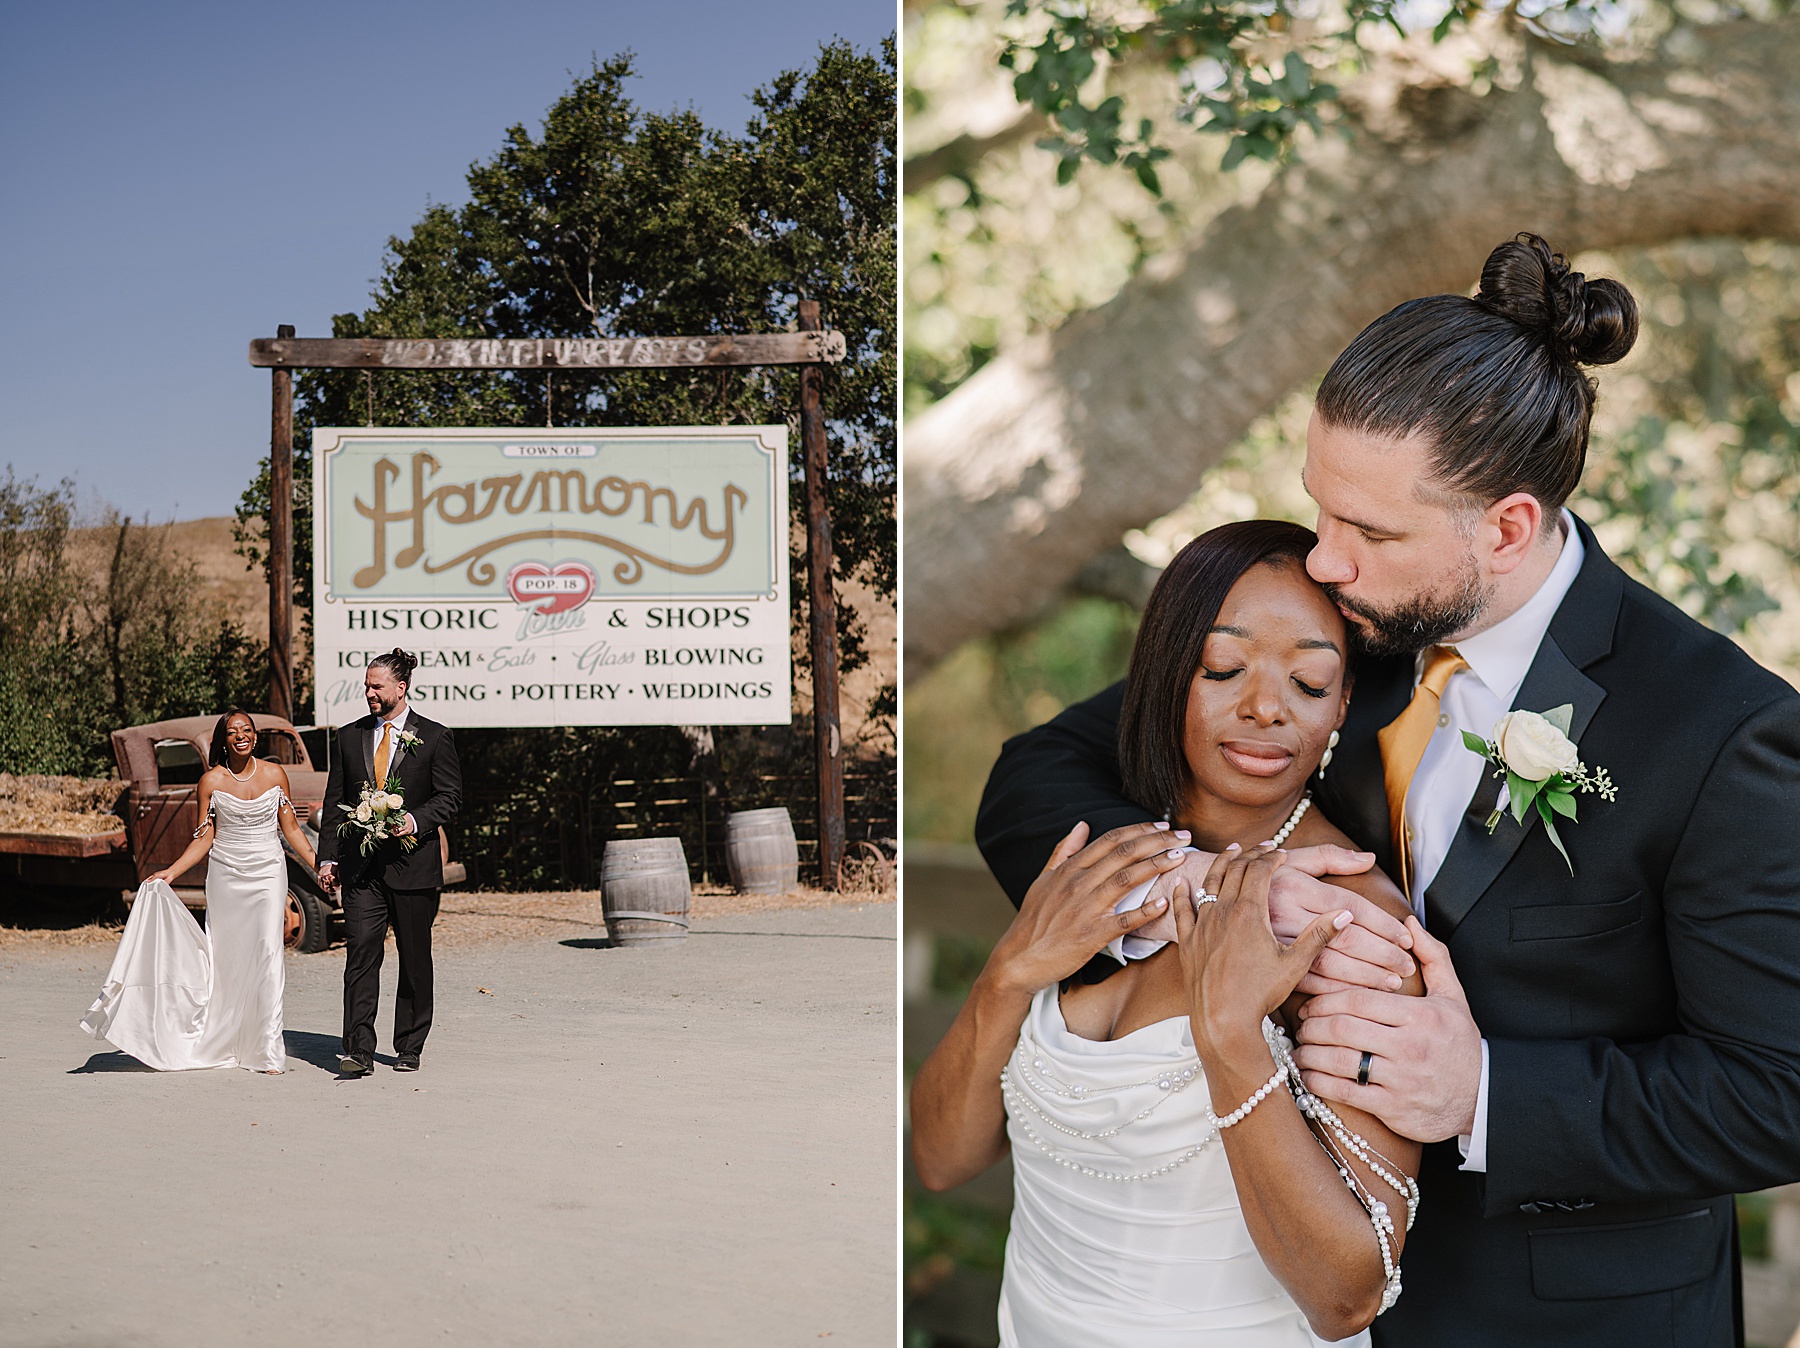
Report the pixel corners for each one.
[374,722,392,786]
[1377,646,1469,900]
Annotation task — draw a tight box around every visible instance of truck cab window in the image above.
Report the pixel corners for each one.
[153,739,205,787]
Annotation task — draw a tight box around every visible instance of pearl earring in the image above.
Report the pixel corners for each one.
[1318,730,1340,779]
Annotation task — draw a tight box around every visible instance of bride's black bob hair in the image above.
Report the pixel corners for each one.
[1118,520,1328,819]
[208,708,258,770]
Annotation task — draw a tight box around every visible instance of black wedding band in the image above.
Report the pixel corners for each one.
[1357,1050,1373,1087]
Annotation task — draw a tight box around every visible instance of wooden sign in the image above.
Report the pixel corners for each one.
[311,426,791,730]
[248,332,845,371]
[252,316,851,885]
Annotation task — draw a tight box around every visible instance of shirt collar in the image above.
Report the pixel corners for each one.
[1449,510,1585,706]
[378,704,410,734]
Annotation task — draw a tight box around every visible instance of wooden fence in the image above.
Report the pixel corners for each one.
[449,766,895,891]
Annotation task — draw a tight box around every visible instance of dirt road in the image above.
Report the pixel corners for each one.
[0,899,896,1347]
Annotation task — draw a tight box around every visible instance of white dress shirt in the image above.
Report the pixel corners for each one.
[371,704,415,833]
[371,703,411,769]
[1404,512,1584,1170]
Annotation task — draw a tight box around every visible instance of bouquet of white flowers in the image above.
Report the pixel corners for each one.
[337,778,419,856]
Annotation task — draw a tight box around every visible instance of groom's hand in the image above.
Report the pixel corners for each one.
[1292,916,1482,1143]
[1141,844,1414,991]
[1271,845,1415,992]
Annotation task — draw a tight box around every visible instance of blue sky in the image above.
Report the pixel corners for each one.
[0,0,894,522]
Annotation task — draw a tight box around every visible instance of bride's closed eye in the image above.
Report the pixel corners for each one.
[1202,667,1331,699]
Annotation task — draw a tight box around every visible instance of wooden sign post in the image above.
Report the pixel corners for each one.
[267,324,295,723]
[798,301,846,889]
[252,324,852,886]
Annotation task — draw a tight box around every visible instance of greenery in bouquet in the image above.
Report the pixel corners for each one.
[337,776,418,857]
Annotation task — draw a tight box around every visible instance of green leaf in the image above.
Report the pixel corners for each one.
[1056,154,1079,185]
[1132,159,1162,194]
[1461,730,1492,757]
[1506,769,1543,824]
[1536,798,1575,874]
[1283,53,1310,97]
[1541,704,1574,736]
[1220,137,1248,171]
[1545,789,1578,820]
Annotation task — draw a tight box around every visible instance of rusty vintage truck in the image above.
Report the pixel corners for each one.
[0,715,465,951]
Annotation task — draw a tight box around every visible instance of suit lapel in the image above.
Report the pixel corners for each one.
[392,713,432,793]
[1421,516,1624,938]
[1423,635,1606,935]
[361,717,377,786]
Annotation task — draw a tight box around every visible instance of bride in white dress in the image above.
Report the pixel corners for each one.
[80,710,317,1073]
[913,521,1425,1346]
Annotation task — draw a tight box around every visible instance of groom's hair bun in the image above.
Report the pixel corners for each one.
[1315,232,1639,515]
[369,647,418,686]
[1477,233,1638,368]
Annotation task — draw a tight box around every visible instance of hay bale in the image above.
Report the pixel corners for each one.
[0,774,128,835]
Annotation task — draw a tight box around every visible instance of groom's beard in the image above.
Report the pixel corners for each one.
[1323,557,1493,658]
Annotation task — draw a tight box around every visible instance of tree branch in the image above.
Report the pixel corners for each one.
[903,108,1049,194]
[903,16,1800,669]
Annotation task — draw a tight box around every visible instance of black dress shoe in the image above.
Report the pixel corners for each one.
[394,1054,420,1072]
[338,1054,373,1076]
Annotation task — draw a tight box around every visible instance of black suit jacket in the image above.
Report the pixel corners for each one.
[316,710,462,890]
[973,518,1800,1346]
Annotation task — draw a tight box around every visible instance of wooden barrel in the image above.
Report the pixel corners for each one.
[599,837,691,946]
[725,807,799,896]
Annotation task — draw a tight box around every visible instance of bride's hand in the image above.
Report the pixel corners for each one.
[145,868,177,886]
[981,821,1194,998]
[1173,844,1351,1057]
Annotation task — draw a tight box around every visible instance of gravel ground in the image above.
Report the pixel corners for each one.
[0,881,893,952]
[0,892,897,1347]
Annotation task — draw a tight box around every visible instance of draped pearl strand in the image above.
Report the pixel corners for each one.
[1000,1015,1417,1314]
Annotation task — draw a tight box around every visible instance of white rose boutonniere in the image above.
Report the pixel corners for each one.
[396,728,424,754]
[1462,703,1616,874]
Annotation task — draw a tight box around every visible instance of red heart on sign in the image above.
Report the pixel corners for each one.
[504,560,597,616]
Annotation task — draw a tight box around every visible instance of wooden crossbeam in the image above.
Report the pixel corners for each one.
[248,332,845,370]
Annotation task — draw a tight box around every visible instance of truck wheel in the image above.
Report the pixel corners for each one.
[285,887,331,953]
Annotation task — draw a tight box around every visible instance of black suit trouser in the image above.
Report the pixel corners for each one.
[341,876,439,1058]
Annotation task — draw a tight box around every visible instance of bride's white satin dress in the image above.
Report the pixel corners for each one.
[998,987,1369,1348]
[80,788,288,1072]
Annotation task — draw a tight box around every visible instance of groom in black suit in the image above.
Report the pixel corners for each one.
[973,238,1800,1345]
[317,648,462,1075]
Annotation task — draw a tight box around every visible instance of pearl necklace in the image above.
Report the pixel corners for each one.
[1169,793,1311,854]
[225,753,257,783]
[1268,793,1311,847]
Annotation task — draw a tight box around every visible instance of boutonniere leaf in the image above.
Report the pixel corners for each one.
[1463,705,1616,875]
